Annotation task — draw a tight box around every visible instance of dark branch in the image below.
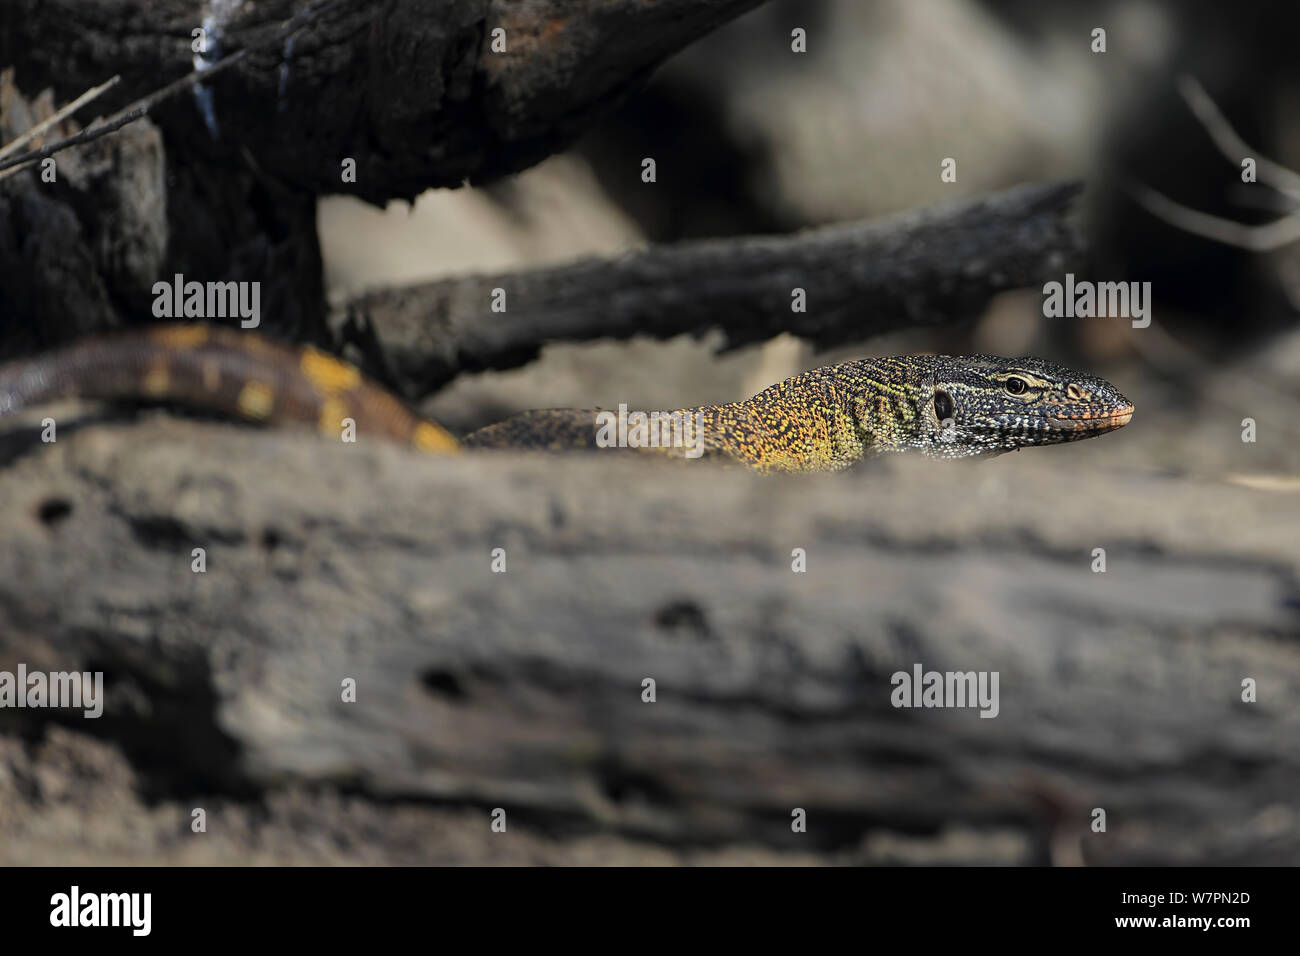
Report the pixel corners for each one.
[350,180,1085,396]
[1,0,768,203]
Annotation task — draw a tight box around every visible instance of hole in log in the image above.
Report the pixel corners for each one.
[653,599,712,639]
[37,498,73,526]
[420,669,468,701]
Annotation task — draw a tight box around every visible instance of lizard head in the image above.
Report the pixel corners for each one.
[918,354,1133,458]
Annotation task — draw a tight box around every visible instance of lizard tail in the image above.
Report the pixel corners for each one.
[0,324,460,453]
[463,409,606,451]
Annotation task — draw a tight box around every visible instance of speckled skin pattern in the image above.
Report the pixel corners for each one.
[464,355,1134,472]
[0,325,459,453]
[0,332,1131,473]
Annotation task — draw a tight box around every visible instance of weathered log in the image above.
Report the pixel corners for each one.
[0,0,767,350]
[0,416,1295,864]
[0,0,768,202]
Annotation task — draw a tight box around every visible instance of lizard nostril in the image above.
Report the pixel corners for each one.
[1066,384,1084,400]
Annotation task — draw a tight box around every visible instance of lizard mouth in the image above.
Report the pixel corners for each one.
[1047,403,1134,432]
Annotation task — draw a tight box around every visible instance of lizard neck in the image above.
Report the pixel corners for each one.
[681,358,923,473]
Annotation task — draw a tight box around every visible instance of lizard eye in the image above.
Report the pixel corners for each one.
[933,390,954,422]
[1004,377,1027,395]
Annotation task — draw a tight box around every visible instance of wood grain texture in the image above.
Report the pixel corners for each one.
[0,416,1295,864]
[0,0,767,202]
[0,0,765,349]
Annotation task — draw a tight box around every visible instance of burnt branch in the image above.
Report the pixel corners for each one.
[350,180,1085,396]
[0,0,768,203]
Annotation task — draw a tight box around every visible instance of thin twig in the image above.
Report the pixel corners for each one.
[0,0,355,182]
[1128,76,1300,252]
[1178,75,1300,201]
[0,75,121,162]
[0,50,247,180]
[1126,180,1300,252]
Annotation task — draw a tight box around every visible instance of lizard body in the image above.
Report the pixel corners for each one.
[464,354,1134,471]
[0,327,1132,471]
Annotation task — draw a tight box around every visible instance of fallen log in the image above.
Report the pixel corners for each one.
[0,416,1295,864]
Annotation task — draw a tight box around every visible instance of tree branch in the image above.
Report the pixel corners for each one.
[1,0,768,203]
[349,180,1085,396]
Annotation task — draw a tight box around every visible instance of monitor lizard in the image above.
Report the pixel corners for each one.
[0,324,1133,472]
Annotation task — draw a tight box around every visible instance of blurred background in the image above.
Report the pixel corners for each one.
[319,0,1300,476]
